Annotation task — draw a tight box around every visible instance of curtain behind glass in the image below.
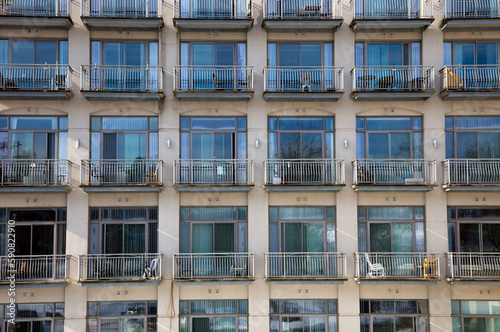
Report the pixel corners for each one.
[214,223,234,252]
[193,224,213,253]
[215,317,236,332]
[124,224,145,253]
[192,318,212,332]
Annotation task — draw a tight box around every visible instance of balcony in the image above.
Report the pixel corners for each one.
[352,159,437,192]
[81,0,163,29]
[350,0,433,31]
[173,0,252,30]
[439,65,500,100]
[264,252,347,282]
[0,64,73,100]
[262,0,342,31]
[442,159,500,191]
[173,253,254,282]
[0,0,72,29]
[439,0,500,30]
[80,65,164,101]
[0,255,69,285]
[446,253,500,283]
[264,159,345,192]
[263,67,344,101]
[355,252,440,283]
[173,66,253,101]
[173,159,254,192]
[351,66,434,101]
[80,159,163,193]
[78,253,162,284]
[0,159,71,193]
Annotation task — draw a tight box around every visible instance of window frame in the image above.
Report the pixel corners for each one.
[443,41,499,66]
[0,39,68,65]
[179,300,248,332]
[451,300,500,332]
[360,299,429,332]
[87,301,157,332]
[90,40,159,66]
[2,302,65,332]
[355,42,421,66]
[269,299,338,332]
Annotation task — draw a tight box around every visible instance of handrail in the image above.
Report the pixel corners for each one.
[264,159,345,185]
[263,0,342,19]
[173,66,253,92]
[80,65,163,92]
[0,64,72,91]
[81,0,162,17]
[264,252,347,279]
[0,159,71,186]
[446,252,500,279]
[0,0,69,16]
[0,255,69,282]
[173,253,255,280]
[440,65,500,92]
[174,0,251,18]
[441,0,500,19]
[351,0,433,19]
[354,252,440,279]
[442,159,500,185]
[78,253,162,281]
[263,67,344,93]
[351,65,435,92]
[173,159,254,185]
[352,159,437,186]
[81,159,163,186]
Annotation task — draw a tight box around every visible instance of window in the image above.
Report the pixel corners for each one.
[91,41,158,67]
[444,42,499,66]
[355,42,421,67]
[270,299,338,332]
[0,40,67,65]
[360,300,429,332]
[445,116,500,159]
[180,300,248,332]
[87,301,157,332]
[268,117,334,160]
[452,300,500,332]
[267,43,333,91]
[180,42,246,90]
[358,206,425,252]
[0,116,68,160]
[356,117,422,160]
[2,303,64,332]
[90,116,158,161]
[179,117,247,184]
[89,207,157,254]
[448,207,500,252]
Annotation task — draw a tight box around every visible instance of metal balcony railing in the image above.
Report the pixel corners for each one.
[0,159,71,186]
[81,159,163,186]
[355,252,440,279]
[173,159,254,186]
[82,0,161,17]
[265,252,347,279]
[352,159,437,186]
[0,0,69,16]
[443,159,500,186]
[174,0,251,18]
[446,253,500,279]
[351,66,434,92]
[264,159,345,186]
[80,65,163,92]
[0,255,69,282]
[351,0,433,19]
[440,65,500,92]
[173,253,255,280]
[173,66,253,92]
[263,67,344,93]
[263,0,342,19]
[440,0,500,18]
[78,253,162,281]
[0,64,72,91]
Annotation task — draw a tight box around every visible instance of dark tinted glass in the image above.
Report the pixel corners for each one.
[9,209,56,221]
[191,118,236,130]
[278,117,323,130]
[365,117,412,130]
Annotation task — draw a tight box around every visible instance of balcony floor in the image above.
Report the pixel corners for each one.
[443,185,500,192]
[81,17,164,30]
[440,18,500,30]
[174,91,253,101]
[353,185,434,192]
[356,278,438,285]
[350,18,433,31]
[81,91,164,101]
[174,185,252,192]
[351,90,434,101]
[440,89,500,100]
[263,91,343,101]
[174,18,253,30]
[265,185,344,192]
[81,185,162,193]
[262,19,342,31]
[0,90,73,100]
[0,15,73,29]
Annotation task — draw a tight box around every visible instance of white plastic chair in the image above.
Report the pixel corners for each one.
[364,253,385,278]
[143,258,159,279]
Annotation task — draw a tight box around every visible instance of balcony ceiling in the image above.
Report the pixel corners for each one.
[0,90,73,100]
[174,91,253,101]
[0,16,73,29]
[351,90,434,101]
[440,90,500,100]
[263,91,343,101]
[440,18,500,31]
[81,91,164,101]
[173,18,253,31]
[350,18,433,32]
[353,185,434,192]
[81,17,164,30]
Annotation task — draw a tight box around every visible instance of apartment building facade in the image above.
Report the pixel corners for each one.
[0,0,500,330]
